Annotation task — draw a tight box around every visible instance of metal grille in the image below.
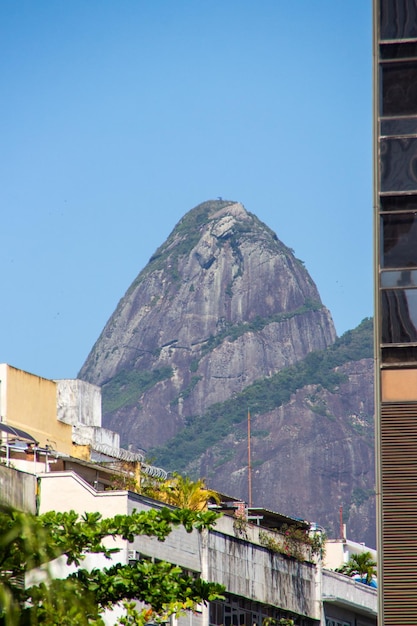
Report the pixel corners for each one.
[380,402,417,623]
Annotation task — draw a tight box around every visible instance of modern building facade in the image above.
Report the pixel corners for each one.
[374,0,417,623]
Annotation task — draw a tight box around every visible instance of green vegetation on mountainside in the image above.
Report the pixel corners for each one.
[127,201,234,289]
[200,299,323,355]
[102,366,173,413]
[126,200,294,293]
[150,318,373,472]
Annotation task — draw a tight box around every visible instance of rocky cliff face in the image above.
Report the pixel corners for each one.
[79,200,336,450]
[79,200,375,545]
[190,356,375,547]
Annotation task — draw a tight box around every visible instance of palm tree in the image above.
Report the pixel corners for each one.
[146,473,220,511]
[338,551,377,585]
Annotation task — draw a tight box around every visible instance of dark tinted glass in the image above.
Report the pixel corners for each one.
[382,213,417,267]
[382,62,417,116]
[380,0,417,40]
[381,345,417,363]
[381,117,417,136]
[380,138,417,192]
[380,194,417,211]
[380,42,417,59]
[382,288,417,343]
[381,269,417,286]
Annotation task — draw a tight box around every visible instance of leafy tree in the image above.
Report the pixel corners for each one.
[0,505,224,626]
[108,468,220,513]
[144,473,220,511]
[336,551,377,585]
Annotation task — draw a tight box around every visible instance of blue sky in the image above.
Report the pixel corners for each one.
[1,1,372,381]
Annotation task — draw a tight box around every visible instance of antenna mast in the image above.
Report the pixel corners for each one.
[247,408,252,507]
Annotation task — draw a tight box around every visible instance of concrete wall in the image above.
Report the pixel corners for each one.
[36,471,380,626]
[37,472,319,621]
[72,424,120,448]
[56,379,102,427]
[322,570,377,625]
[57,379,120,450]
[0,364,73,454]
[207,517,317,620]
[39,471,129,518]
[0,465,37,513]
[127,494,203,573]
[130,497,318,620]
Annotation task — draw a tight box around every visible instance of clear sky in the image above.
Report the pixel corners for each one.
[1,1,372,381]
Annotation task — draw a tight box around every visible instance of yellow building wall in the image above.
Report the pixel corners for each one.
[1,364,72,454]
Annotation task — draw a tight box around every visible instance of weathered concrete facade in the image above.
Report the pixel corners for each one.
[207,526,317,619]
[323,570,377,626]
[2,465,377,626]
[56,378,120,449]
[39,471,319,624]
[0,464,37,513]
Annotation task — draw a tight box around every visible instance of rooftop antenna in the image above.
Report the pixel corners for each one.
[247,408,252,507]
[339,505,344,540]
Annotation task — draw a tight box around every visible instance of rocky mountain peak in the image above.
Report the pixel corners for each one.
[79,199,336,451]
[78,200,375,545]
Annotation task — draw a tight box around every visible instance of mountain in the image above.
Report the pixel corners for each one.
[79,200,375,545]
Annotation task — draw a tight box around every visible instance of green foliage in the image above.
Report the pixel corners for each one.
[0,505,224,626]
[141,201,235,285]
[152,319,374,471]
[258,530,283,554]
[171,376,202,405]
[251,429,269,438]
[336,551,377,584]
[259,526,325,563]
[200,301,323,356]
[232,516,248,540]
[143,473,220,511]
[351,487,375,507]
[263,619,295,626]
[189,359,199,373]
[251,459,264,469]
[102,366,173,414]
[212,449,235,468]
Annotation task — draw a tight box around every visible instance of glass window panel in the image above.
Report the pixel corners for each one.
[381,269,417,287]
[380,0,417,40]
[380,42,417,60]
[381,138,417,192]
[382,62,417,116]
[381,213,417,267]
[382,345,417,364]
[381,117,417,137]
[382,288,417,343]
[380,195,417,212]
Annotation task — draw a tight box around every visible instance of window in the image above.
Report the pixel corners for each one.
[381,213,417,268]
[382,62,417,117]
[381,344,417,364]
[380,195,417,212]
[380,0,417,40]
[381,288,417,343]
[380,138,417,193]
[325,619,350,626]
